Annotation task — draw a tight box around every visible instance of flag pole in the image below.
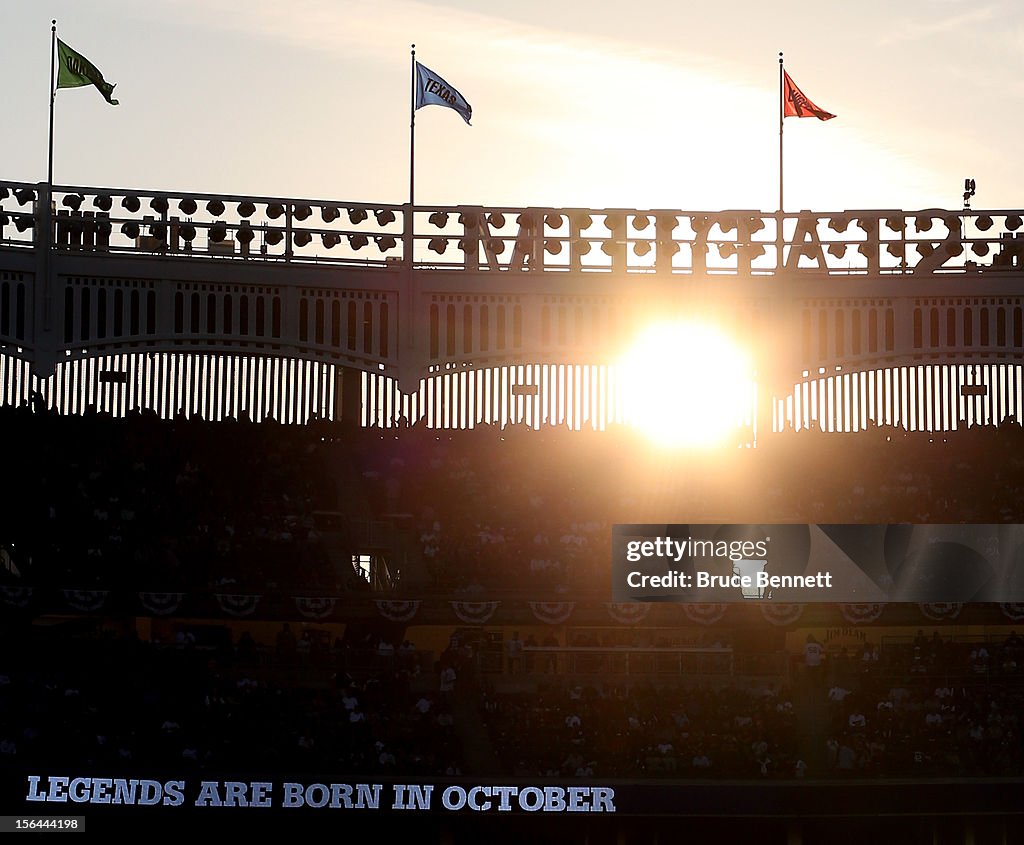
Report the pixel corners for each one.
[406,43,416,272]
[400,43,417,389]
[409,44,416,211]
[778,51,784,214]
[777,51,785,273]
[44,19,57,331]
[48,21,57,191]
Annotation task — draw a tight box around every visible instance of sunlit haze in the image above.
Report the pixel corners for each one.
[618,321,754,449]
[2,0,1021,210]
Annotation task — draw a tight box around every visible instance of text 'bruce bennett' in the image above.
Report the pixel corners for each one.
[626,571,833,590]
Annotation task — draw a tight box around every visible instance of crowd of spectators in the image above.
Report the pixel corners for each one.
[0,624,463,778]
[7,618,1023,782]
[360,419,1024,591]
[1,405,343,592]
[822,630,1024,778]
[4,402,1024,787]
[4,404,1024,594]
[482,681,800,779]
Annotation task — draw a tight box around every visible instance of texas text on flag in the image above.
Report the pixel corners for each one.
[783,71,834,121]
[415,62,472,125]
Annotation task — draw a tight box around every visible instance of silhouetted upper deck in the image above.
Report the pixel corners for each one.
[2,180,1022,276]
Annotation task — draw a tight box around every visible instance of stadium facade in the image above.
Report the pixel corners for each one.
[3,181,1024,843]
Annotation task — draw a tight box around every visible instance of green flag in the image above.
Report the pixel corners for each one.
[56,38,119,105]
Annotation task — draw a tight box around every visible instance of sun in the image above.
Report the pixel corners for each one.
[618,320,754,449]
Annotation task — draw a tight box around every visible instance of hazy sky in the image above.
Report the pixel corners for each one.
[3,0,1021,212]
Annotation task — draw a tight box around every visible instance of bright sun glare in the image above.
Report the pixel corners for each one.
[618,321,754,449]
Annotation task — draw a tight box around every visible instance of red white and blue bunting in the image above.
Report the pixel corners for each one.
[62,589,109,612]
[215,593,261,617]
[450,601,500,625]
[19,590,1024,627]
[605,602,651,626]
[918,602,963,622]
[760,603,805,627]
[0,586,32,607]
[839,603,887,625]
[529,601,575,625]
[683,604,727,625]
[1000,603,1024,622]
[138,592,185,616]
[374,599,421,622]
[294,597,337,620]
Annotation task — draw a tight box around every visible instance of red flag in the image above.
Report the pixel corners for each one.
[783,71,835,120]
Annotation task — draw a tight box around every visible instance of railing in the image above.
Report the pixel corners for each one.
[3,179,1024,275]
[0,180,404,267]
